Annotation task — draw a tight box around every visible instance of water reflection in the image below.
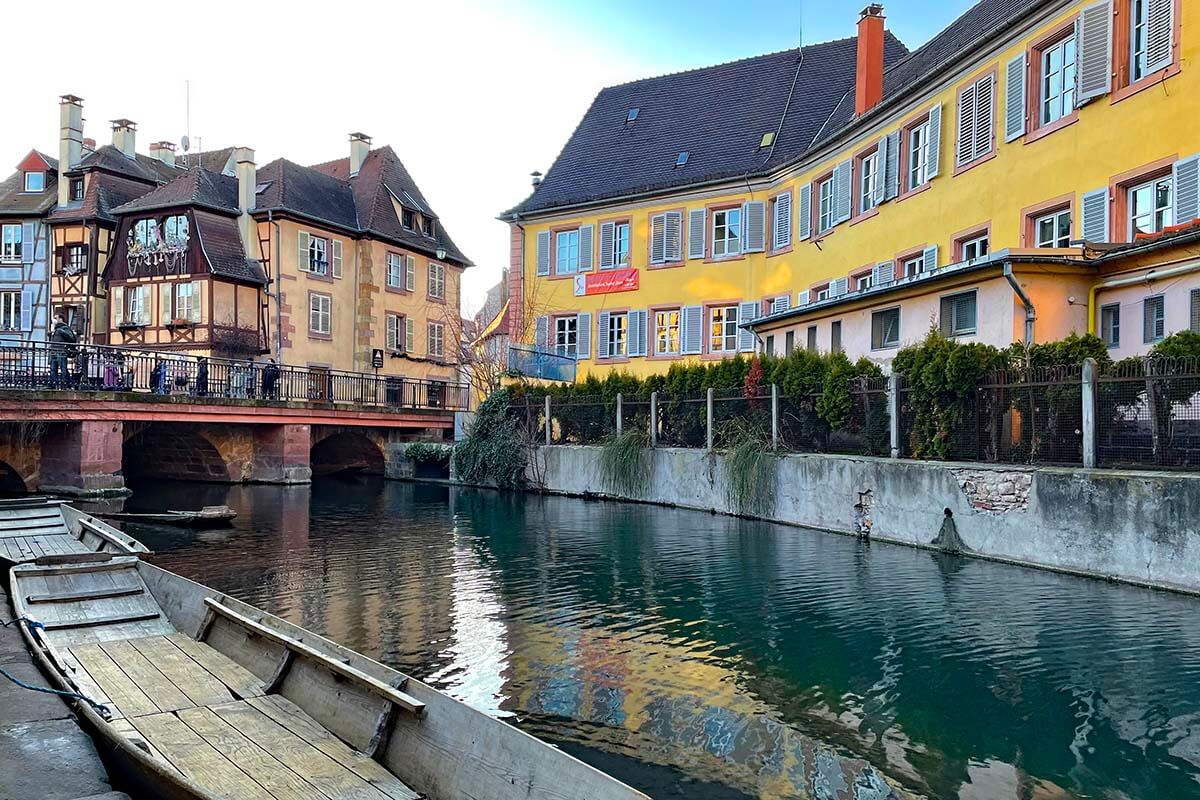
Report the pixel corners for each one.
[127,478,1200,799]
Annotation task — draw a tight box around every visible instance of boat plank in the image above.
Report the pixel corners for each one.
[128,712,278,800]
[108,718,182,775]
[126,635,233,707]
[178,707,328,800]
[98,640,193,711]
[247,695,420,800]
[166,633,265,699]
[27,585,144,604]
[69,643,159,718]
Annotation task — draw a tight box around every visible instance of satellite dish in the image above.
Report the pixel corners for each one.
[180,135,191,152]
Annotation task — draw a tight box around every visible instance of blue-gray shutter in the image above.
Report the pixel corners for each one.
[925,106,942,180]
[535,315,549,350]
[650,214,666,264]
[873,137,888,205]
[628,310,648,357]
[577,224,594,272]
[830,277,849,297]
[797,183,812,240]
[884,130,902,196]
[535,231,551,276]
[664,211,683,262]
[737,301,759,352]
[873,262,894,286]
[1173,156,1200,223]
[973,74,995,160]
[742,201,766,253]
[1145,0,1174,74]
[1080,187,1109,242]
[596,311,611,359]
[576,312,591,359]
[922,244,939,272]
[687,209,706,259]
[680,305,703,355]
[771,294,791,314]
[797,289,810,306]
[833,160,852,224]
[19,288,33,331]
[956,81,977,166]
[1004,53,1027,142]
[598,222,615,269]
[1077,0,1112,104]
[772,192,792,249]
[20,223,35,264]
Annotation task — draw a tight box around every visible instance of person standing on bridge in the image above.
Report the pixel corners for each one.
[262,358,280,399]
[48,315,77,389]
[195,357,209,397]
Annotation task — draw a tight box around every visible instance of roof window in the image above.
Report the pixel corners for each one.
[675,152,689,168]
[626,108,639,124]
[759,132,775,149]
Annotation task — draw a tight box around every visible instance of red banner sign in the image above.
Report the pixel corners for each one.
[573,268,639,297]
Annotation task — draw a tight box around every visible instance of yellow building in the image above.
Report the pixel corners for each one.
[503,0,1197,376]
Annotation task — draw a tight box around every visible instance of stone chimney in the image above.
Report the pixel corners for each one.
[149,141,176,168]
[349,132,371,178]
[58,95,84,206]
[111,119,137,159]
[855,5,886,116]
[234,147,257,259]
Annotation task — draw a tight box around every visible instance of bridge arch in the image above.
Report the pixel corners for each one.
[310,430,386,476]
[123,424,232,483]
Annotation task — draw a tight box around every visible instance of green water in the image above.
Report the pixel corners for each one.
[112,478,1200,799]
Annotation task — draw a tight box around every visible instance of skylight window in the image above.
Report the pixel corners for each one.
[760,132,775,149]
[626,108,639,124]
[675,152,689,168]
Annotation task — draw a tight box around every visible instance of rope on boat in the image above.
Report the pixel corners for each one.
[0,616,112,719]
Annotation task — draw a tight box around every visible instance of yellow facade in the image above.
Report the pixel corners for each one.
[512,0,1196,376]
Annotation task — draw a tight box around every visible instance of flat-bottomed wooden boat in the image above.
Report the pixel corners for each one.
[9,554,648,800]
[0,497,149,565]
[99,505,238,527]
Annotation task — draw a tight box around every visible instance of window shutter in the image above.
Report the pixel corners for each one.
[535,315,549,350]
[596,311,611,358]
[833,160,852,224]
[873,262,894,286]
[578,224,594,272]
[535,231,551,276]
[939,296,953,336]
[1077,0,1113,104]
[189,280,202,322]
[19,288,33,331]
[1004,54,1027,142]
[742,201,766,253]
[576,312,591,359]
[112,286,124,327]
[956,82,977,166]
[1143,298,1157,343]
[160,284,172,325]
[331,240,343,278]
[737,301,758,352]
[830,277,849,297]
[1190,289,1200,333]
[405,318,415,353]
[1172,156,1200,223]
[1080,187,1109,242]
[650,214,667,264]
[797,289,810,306]
[598,221,615,268]
[771,294,791,314]
[873,137,889,205]
[138,287,151,325]
[663,211,683,262]
[1145,0,1174,74]
[687,209,706,259]
[772,193,792,250]
[973,74,995,160]
[797,184,812,240]
[296,230,310,272]
[628,310,648,357]
[925,107,942,180]
[405,256,416,291]
[922,244,939,272]
[21,223,35,264]
[680,305,703,355]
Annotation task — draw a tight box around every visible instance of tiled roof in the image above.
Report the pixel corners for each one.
[48,172,160,223]
[75,145,181,184]
[192,210,268,285]
[183,147,237,174]
[111,168,240,216]
[255,158,360,232]
[0,151,59,217]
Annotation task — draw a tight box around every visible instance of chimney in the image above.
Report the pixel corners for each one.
[58,95,84,206]
[111,119,137,159]
[349,132,371,178]
[234,147,257,260]
[149,141,176,168]
[855,5,886,116]
[82,137,96,153]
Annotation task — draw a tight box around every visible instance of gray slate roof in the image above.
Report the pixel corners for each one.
[0,151,59,217]
[111,168,240,216]
[75,145,182,184]
[192,210,268,285]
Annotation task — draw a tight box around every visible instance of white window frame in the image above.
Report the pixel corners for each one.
[554,315,578,357]
[1040,33,1077,125]
[309,236,329,275]
[0,224,21,263]
[942,290,978,336]
[612,222,631,266]
[386,313,404,352]
[0,291,20,331]
[960,234,990,261]
[1128,175,1174,238]
[655,309,681,355]
[174,282,195,321]
[386,253,403,289]
[856,274,874,292]
[1035,209,1073,248]
[818,178,835,232]
[815,286,831,302]
[127,286,146,325]
[872,306,901,350]
[428,321,445,357]
[64,244,86,275]
[133,218,160,250]
[309,293,331,335]
[908,120,931,190]
[1131,0,1150,81]
[711,208,741,257]
[555,229,580,275]
[428,262,445,300]
[859,152,879,214]
[709,305,739,353]
[163,215,189,248]
[904,255,926,277]
[23,172,45,193]
[606,312,627,358]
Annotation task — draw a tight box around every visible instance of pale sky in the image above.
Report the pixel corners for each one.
[2,0,973,316]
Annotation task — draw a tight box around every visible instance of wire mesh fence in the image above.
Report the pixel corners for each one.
[655,394,708,448]
[1097,357,1200,469]
[711,388,772,448]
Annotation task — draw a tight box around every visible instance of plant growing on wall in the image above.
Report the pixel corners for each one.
[404,441,453,465]
[721,417,776,516]
[597,427,652,496]
[452,388,530,488]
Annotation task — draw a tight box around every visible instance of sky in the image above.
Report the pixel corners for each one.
[1,0,978,316]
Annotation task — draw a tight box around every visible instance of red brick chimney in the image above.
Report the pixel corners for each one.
[856,4,886,115]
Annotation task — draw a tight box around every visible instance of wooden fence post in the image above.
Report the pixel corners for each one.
[1082,358,1097,468]
[706,388,714,451]
[649,391,658,447]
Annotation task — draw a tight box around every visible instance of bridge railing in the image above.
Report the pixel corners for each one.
[0,341,470,412]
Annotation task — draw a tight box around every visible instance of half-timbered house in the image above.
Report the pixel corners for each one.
[0,149,57,341]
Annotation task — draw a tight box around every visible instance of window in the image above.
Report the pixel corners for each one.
[859,151,879,214]
[554,316,578,357]
[308,236,328,275]
[23,172,44,192]
[606,312,627,358]
[555,229,580,275]
[709,305,738,353]
[856,274,874,293]
[309,293,331,336]
[402,208,415,230]
[1193,288,1200,333]
[174,282,195,322]
[386,253,403,288]
[1040,33,1077,125]
[940,291,978,336]
[1131,0,1150,81]
[428,262,445,300]
[818,178,835,232]
[711,208,741,257]
[960,234,989,261]
[0,224,21,263]
[871,308,901,349]
[655,309,680,355]
[908,119,931,189]
[428,321,445,357]
[806,326,817,352]
[127,286,146,325]
[815,285,830,302]
[784,330,795,355]
[69,178,84,202]
[0,292,20,330]
[1036,209,1072,248]
[421,217,434,237]
[831,320,842,354]
[765,334,775,355]
[611,222,630,266]
[163,215,189,248]
[1143,295,1165,342]
[1129,176,1173,236]
[903,255,926,277]
[1101,303,1121,346]
[133,218,160,250]
[63,245,86,275]
[386,314,404,352]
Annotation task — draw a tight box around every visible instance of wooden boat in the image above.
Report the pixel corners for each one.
[99,505,238,527]
[9,554,648,800]
[0,496,149,565]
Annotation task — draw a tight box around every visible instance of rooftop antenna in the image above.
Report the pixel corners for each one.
[180,80,192,167]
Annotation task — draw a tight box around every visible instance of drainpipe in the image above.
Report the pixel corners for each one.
[1087,259,1200,334]
[268,210,283,361]
[1003,261,1035,360]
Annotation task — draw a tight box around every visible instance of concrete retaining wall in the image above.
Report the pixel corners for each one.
[531,445,1200,594]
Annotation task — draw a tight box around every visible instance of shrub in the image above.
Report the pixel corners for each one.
[452,389,529,488]
[404,441,452,464]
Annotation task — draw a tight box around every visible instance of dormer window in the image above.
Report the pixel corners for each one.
[163,215,189,248]
[69,178,84,202]
[421,216,434,237]
[23,172,44,192]
[402,208,415,230]
[132,218,160,251]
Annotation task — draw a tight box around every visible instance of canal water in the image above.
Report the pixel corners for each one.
[110,477,1200,800]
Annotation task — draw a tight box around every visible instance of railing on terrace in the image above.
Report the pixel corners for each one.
[0,340,470,412]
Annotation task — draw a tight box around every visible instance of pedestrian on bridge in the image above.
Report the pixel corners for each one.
[49,315,77,389]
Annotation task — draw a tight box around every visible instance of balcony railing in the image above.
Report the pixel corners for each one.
[0,341,469,412]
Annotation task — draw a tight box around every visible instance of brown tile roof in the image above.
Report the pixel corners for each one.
[0,151,59,217]
[193,210,268,285]
[49,172,161,223]
[255,158,360,232]
[75,145,182,184]
[111,168,240,216]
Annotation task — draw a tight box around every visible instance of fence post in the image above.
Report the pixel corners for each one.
[1082,357,1097,468]
[649,391,658,447]
[616,393,623,434]
[888,372,901,459]
[706,387,714,451]
[771,383,779,451]
[544,394,552,446]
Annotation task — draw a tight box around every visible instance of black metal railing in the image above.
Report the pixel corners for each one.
[0,340,469,412]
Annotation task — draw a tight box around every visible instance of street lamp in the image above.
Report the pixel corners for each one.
[436,247,447,260]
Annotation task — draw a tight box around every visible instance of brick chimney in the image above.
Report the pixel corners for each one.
[82,138,96,153]
[234,147,257,260]
[855,5,886,115]
[149,141,177,168]
[58,95,84,206]
[349,132,371,178]
[111,119,137,159]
